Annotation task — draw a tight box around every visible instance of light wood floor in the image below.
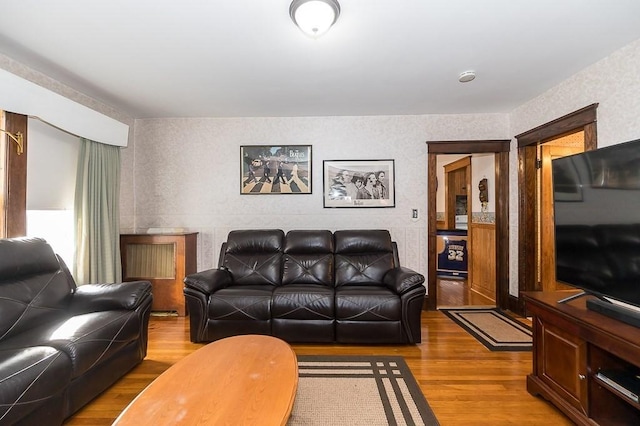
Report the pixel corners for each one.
[64,312,571,425]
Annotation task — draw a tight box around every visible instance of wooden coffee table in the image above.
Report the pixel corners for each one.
[112,334,298,425]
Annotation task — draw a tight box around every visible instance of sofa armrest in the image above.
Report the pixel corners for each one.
[184,268,233,294]
[383,267,425,294]
[70,281,152,313]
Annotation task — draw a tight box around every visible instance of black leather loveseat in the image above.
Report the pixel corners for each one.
[184,229,425,344]
[0,237,152,425]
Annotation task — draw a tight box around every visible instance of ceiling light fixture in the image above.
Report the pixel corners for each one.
[458,71,476,83]
[290,0,341,38]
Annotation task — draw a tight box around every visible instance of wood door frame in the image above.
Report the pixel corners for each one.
[443,156,471,230]
[540,143,584,292]
[2,111,28,237]
[515,104,598,314]
[426,140,510,311]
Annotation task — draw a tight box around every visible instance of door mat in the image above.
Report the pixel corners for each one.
[288,355,439,425]
[441,307,532,351]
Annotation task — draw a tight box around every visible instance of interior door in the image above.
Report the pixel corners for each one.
[540,142,584,291]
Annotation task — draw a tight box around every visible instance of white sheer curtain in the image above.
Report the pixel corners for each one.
[74,138,122,284]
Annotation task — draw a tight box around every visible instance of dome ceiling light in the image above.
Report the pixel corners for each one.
[290,0,341,38]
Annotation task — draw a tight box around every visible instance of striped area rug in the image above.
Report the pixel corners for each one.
[288,355,439,426]
[441,307,533,351]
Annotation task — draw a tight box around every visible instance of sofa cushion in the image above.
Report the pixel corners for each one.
[334,230,394,254]
[335,286,401,321]
[283,253,334,286]
[272,284,334,320]
[284,230,334,254]
[0,346,71,424]
[1,311,142,378]
[334,230,395,286]
[208,286,273,321]
[223,230,284,286]
[0,238,75,342]
[283,230,334,286]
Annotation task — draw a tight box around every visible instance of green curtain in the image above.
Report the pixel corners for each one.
[74,138,122,284]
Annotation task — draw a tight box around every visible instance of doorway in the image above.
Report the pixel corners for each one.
[426,140,511,311]
[444,156,471,231]
[516,104,598,313]
[539,133,584,291]
[437,155,475,306]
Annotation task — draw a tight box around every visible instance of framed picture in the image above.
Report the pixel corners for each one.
[323,159,395,208]
[240,145,312,194]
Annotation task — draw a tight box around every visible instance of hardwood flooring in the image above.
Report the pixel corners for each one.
[437,277,496,307]
[64,312,571,426]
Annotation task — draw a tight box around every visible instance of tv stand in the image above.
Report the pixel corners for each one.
[524,292,640,425]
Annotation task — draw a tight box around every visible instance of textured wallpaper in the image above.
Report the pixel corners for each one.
[507,38,640,294]
[123,114,509,277]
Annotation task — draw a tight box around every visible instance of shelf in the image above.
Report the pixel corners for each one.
[593,371,640,407]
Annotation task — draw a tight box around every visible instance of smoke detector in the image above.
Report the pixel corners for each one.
[458,71,476,83]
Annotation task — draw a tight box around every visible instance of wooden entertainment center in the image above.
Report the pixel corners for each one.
[523,291,640,425]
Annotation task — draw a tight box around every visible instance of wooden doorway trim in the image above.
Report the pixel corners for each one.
[2,111,28,237]
[443,156,471,230]
[515,104,598,314]
[426,140,510,311]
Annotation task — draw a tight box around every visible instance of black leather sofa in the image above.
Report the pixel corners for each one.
[184,229,426,344]
[0,237,152,425]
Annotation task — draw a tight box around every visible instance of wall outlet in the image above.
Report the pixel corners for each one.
[412,209,418,219]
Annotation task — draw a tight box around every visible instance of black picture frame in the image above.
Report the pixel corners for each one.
[240,145,312,194]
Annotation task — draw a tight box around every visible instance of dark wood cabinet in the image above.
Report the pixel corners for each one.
[524,292,640,425]
[120,233,198,316]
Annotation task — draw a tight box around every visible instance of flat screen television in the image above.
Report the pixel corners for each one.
[552,138,640,327]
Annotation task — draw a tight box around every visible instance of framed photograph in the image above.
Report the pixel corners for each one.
[323,159,395,208]
[240,145,312,194]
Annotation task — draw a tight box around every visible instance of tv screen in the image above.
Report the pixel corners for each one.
[552,138,640,309]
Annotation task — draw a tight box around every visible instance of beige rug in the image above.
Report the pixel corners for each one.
[441,307,532,351]
[288,356,439,426]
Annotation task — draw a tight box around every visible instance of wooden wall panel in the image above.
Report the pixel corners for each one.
[470,223,496,301]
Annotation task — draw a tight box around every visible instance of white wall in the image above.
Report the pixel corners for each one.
[122,114,510,279]
[471,154,494,215]
[507,38,640,296]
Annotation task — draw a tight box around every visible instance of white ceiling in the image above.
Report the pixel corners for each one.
[1,0,640,119]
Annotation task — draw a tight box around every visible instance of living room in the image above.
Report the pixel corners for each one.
[2,1,640,425]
